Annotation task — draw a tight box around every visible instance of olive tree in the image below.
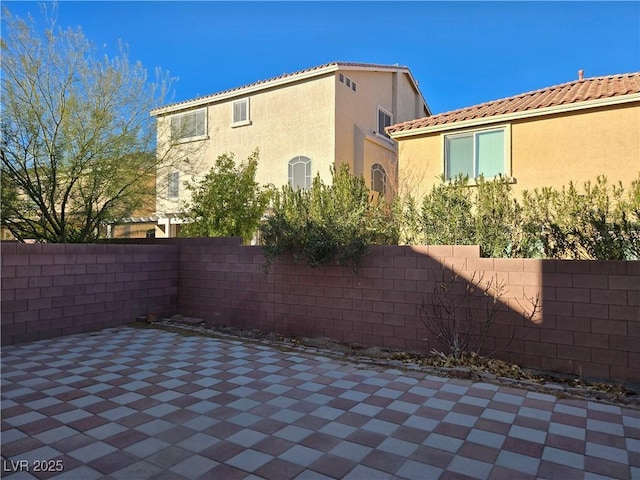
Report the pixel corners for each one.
[1,6,185,242]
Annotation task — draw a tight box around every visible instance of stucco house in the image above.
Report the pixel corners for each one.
[388,72,640,198]
[150,62,430,237]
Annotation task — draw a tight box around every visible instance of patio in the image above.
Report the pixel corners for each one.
[1,326,638,479]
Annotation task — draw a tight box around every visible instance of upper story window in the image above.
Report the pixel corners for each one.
[232,98,251,127]
[377,107,392,139]
[288,156,311,190]
[170,108,207,141]
[167,172,180,198]
[371,164,387,195]
[445,128,506,180]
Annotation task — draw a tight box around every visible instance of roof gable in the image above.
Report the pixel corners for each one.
[151,61,422,116]
[388,72,640,135]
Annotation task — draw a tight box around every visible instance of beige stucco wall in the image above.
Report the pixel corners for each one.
[510,103,639,194]
[157,68,427,218]
[156,75,337,215]
[334,70,424,192]
[397,102,640,200]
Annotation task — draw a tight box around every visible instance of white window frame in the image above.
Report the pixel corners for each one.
[167,172,180,199]
[170,108,207,142]
[443,125,511,181]
[377,106,393,140]
[232,98,251,127]
[288,156,312,190]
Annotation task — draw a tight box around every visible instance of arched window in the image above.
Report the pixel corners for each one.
[288,156,311,190]
[371,163,387,195]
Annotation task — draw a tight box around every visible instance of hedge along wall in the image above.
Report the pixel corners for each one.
[177,238,640,385]
[1,243,179,346]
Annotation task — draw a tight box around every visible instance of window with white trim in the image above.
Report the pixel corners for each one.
[377,107,392,139]
[232,98,250,126]
[170,109,206,141]
[288,156,311,190]
[371,163,387,195]
[167,172,180,198]
[445,128,506,180]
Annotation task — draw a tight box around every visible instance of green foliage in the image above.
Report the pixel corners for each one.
[260,164,397,267]
[394,194,422,245]
[474,176,521,258]
[402,175,520,257]
[520,175,640,260]
[1,6,170,242]
[399,173,639,260]
[180,150,272,243]
[420,175,475,246]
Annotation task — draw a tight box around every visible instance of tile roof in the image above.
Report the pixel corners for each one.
[388,72,640,134]
[151,61,412,114]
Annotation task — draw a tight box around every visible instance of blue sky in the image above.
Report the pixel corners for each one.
[3,1,639,115]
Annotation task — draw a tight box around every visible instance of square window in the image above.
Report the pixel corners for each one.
[445,128,506,180]
[232,98,250,125]
[346,78,351,88]
[352,82,357,92]
[339,73,345,83]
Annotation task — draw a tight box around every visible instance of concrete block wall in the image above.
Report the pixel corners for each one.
[1,238,638,384]
[176,239,640,384]
[1,243,179,345]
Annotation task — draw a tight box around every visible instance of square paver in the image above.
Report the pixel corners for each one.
[227,449,272,472]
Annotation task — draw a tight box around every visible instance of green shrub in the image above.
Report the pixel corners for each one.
[260,164,397,267]
[400,173,639,260]
[475,176,522,258]
[407,175,521,257]
[180,150,273,243]
[520,175,639,260]
[420,175,475,246]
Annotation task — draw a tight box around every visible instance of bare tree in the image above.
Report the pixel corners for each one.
[419,269,541,359]
[0,5,193,242]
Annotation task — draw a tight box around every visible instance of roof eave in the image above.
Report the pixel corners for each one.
[151,64,341,116]
[389,93,640,139]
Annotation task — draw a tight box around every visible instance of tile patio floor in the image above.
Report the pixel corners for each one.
[1,326,639,480]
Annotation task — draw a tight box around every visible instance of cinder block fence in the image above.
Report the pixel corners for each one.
[1,242,179,344]
[1,238,638,385]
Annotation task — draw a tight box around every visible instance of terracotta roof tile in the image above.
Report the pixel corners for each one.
[388,72,640,134]
[152,61,411,114]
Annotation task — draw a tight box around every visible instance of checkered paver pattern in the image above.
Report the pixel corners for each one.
[1,327,638,479]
